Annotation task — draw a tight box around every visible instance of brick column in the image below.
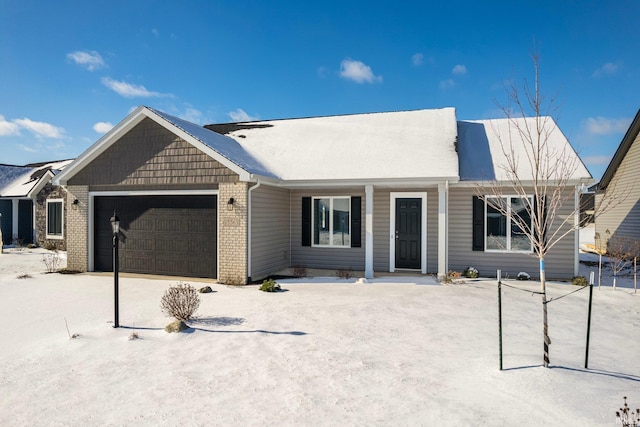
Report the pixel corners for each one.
[66,185,89,272]
[218,182,249,284]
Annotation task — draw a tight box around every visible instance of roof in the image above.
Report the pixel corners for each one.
[206,108,459,183]
[0,160,73,198]
[457,117,592,183]
[594,108,640,191]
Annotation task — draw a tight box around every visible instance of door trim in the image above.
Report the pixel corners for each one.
[389,192,427,273]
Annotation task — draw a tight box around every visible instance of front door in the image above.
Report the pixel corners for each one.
[395,198,421,269]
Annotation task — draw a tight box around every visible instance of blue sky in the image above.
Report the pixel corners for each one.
[1,1,638,180]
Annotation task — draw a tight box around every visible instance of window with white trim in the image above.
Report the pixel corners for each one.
[46,199,64,239]
[485,196,532,252]
[312,196,350,247]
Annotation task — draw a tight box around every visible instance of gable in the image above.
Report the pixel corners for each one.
[68,118,239,188]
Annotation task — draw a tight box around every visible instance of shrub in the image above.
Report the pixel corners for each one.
[517,271,531,281]
[292,264,307,278]
[336,268,353,279]
[43,251,61,273]
[463,266,479,278]
[160,282,201,320]
[259,278,281,292]
[448,270,462,279]
[616,396,639,427]
[571,276,589,287]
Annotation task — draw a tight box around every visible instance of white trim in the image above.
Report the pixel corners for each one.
[87,189,219,272]
[484,195,534,253]
[247,180,262,280]
[45,198,64,240]
[574,185,581,277]
[389,192,427,274]
[311,196,352,248]
[437,182,448,279]
[365,185,374,279]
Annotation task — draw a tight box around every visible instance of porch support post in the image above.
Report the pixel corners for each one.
[365,184,374,279]
[437,182,448,279]
[12,199,19,241]
[574,185,581,277]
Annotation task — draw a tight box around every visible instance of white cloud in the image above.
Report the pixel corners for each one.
[0,115,21,136]
[152,28,160,37]
[583,116,631,135]
[339,58,382,84]
[101,77,173,98]
[439,79,455,90]
[582,155,612,167]
[452,64,467,75]
[93,122,114,134]
[412,53,424,66]
[180,108,204,124]
[67,50,106,71]
[229,109,259,122]
[592,62,618,78]
[13,118,65,139]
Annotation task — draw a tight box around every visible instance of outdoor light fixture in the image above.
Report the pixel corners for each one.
[227,197,235,211]
[110,211,120,328]
[72,199,79,210]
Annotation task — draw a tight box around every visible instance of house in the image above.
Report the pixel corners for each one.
[593,108,640,249]
[52,106,592,283]
[0,160,73,248]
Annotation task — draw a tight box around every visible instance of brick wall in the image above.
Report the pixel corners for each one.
[65,185,89,272]
[218,182,249,284]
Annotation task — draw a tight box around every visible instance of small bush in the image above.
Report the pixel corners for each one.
[160,282,201,321]
[259,279,281,292]
[616,396,639,427]
[572,276,589,287]
[43,251,61,273]
[463,266,479,278]
[448,270,462,279]
[517,271,531,281]
[292,264,307,278]
[336,268,353,279]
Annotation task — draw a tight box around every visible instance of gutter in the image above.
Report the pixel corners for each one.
[247,179,262,282]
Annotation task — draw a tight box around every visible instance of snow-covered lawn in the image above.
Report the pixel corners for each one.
[0,248,639,426]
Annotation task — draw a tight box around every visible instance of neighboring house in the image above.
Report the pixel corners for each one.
[0,160,73,248]
[53,106,592,283]
[593,108,640,249]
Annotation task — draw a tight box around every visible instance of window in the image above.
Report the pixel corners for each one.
[312,197,350,247]
[485,196,532,252]
[46,199,63,239]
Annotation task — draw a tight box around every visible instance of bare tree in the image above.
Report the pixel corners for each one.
[476,48,618,368]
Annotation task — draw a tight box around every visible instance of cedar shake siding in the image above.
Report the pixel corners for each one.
[448,187,576,279]
[68,118,239,189]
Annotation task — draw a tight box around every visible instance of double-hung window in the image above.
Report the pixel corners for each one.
[312,196,350,247]
[46,199,64,239]
[485,196,532,252]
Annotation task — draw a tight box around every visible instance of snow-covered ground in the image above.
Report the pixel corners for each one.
[0,248,638,426]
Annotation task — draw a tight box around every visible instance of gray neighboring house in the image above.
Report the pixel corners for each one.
[53,106,592,284]
[593,108,640,248]
[0,160,73,248]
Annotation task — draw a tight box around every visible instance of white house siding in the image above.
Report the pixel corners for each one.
[290,189,365,271]
[250,185,291,280]
[448,187,576,279]
[595,132,640,246]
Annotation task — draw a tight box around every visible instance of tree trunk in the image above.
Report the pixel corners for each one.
[540,257,550,368]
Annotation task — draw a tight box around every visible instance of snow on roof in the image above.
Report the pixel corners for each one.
[0,160,73,197]
[148,108,277,179]
[209,108,459,182]
[457,117,592,182]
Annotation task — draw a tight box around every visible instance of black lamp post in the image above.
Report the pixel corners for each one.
[110,211,120,328]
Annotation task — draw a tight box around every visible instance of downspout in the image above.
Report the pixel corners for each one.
[247,179,262,282]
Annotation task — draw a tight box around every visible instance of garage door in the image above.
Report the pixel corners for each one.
[94,195,217,278]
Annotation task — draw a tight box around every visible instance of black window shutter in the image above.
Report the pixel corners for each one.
[351,196,361,248]
[534,195,547,246]
[301,197,311,247]
[472,196,485,251]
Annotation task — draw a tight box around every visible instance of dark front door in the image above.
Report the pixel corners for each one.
[94,195,217,278]
[395,198,421,269]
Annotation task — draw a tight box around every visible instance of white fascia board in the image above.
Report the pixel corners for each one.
[452,177,595,188]
[271,176,460,189]
[26,170,56,198]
